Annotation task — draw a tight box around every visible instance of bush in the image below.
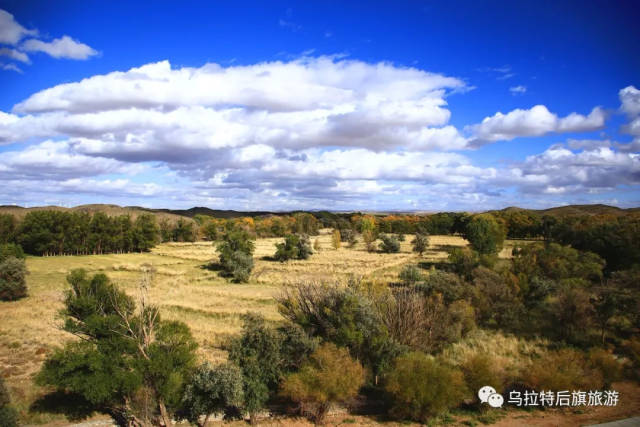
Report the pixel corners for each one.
[448,247,479,280]
[460,354,503,405]
[0,257,28,301]
[314,238,321,251]
[331,229,341,249]
[588,348,622,388]
[0,377,18,427]
[417,270,467,304]
[411,233,429,255]
[180,362,244,427]
[379,234,400,253]
[522,348,604,391]
[340,228,357,246]
[399,264,423,286]
[216,230,255,282]
[280,343,365,424]
[385,352,467,422]
[396,233,406,242]
[0,243,25,262]
[274,234,313,261]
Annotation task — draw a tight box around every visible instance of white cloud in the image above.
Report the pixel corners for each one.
[0,9,37,45]
[468,105,606,143]
[0,47,29,63]
[509,85,527,95]
[619,85,640,117]
[1,62,22,73]
[21,35,98,60]
[1,58,468,153]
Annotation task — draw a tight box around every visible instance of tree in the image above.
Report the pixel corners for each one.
[227,314,315,424]
[385,353,467,422]
[278,281,400,377]
[216,230,255,282]
[331,229,341,250]
[0,376,18,427]
[280,343,365,424]
[464,214,506,255]
[37,269,198,426]
[180,362,244,427]
[379,234,400,253]
[274,234,312,262]
[0,256,27,301]
[0,214,16,244]
[132,214,159,252]
[448,247,480,280]
[411,233,429,256]
[202,220,219,241]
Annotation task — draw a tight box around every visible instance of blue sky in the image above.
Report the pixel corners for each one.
[0,0,639,211]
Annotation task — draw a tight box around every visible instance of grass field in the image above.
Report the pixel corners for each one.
[0,232,547,424]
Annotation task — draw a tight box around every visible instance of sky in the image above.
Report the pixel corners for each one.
[0,0,639,212]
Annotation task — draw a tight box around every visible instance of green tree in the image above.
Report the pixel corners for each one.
[216,230,255,282]
[274,234,313,261]
[0,243,25,262]
[464,214,506,255]
[280,343,365,424]
[379,234,400,253]
[0,214,17,244]
[399,264,423,286]
[37,269,197,426]
[180,362,244,427]
[411,233,429,256]
[132,214,159,252]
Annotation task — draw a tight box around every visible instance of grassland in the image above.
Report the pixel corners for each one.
[2,231,637,425]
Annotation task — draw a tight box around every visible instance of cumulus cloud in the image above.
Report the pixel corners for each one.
[502,145,640,195]
[2,58,469,154]
[468,105,606,143]
[0,57,637,210]
[620,86,640,117]
[0,9,37,45]
[21,35,98,60]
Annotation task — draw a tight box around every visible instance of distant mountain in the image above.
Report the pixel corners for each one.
[144,206,277,219]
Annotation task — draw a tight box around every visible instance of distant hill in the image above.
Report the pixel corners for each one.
[145,206,277,219]
[1,203,638,221]
[0,204,192,223]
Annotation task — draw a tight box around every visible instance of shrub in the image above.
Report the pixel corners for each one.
[278,281,400,376]
[385,352,467,422]
[280,343,365,424]
[0,256,28,301]
[396,233,406,242]
[274,234,313,262]
[448,247,479,280]
[379,234,400,253]
[340,228,357,246]
[417,270,467,304]
[411,233,429,255]
[460,354,503,405]
[216,230,255,282]
[362,229,377,252]
[399,264,423,286]
[314,238,321,251]
[0,243,25,262]
[522,348,604,391]
[0,377,18,427]
[331,229,341,249]
[588,348,622,388]
[180,362,244,427]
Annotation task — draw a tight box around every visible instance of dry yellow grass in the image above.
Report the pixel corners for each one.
[0,232,520,424]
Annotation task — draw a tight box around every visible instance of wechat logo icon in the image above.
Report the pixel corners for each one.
[478,386,503,408]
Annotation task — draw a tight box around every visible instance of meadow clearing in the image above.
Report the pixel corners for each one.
[2,231,639,426]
